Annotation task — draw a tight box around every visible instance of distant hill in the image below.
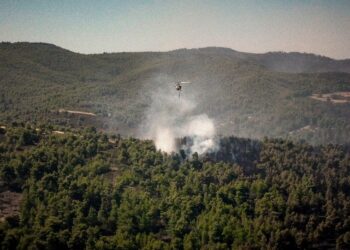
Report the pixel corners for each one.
[250,51,350,73]
[172,47,350,73]
[1,42,350,144]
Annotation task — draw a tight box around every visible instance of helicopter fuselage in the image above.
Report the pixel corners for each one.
[176,84,182,91]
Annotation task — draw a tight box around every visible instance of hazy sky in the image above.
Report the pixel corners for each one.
[1,0,349,59]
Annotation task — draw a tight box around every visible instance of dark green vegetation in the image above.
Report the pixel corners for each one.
[1,124,350,249]
[1,42,350,144]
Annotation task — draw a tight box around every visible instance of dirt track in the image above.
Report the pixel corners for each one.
[58,109,97,116]
[310,91,350,104]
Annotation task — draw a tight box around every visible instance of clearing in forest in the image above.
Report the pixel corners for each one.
[310,91,350,104]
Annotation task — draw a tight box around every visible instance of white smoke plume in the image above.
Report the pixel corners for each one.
[139,79,218,155]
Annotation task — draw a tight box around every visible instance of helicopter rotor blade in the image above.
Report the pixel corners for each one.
[167,81,191,84]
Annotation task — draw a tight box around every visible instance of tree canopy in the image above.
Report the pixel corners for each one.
[0,124,349,249]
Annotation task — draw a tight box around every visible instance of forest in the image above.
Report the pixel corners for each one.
[1,42,350,145]
[1,123,350,249]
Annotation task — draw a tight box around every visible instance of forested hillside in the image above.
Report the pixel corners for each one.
[1,124,350,249]
[1,42,350,144]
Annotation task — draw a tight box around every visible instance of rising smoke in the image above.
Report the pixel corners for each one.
[139,78,218,155]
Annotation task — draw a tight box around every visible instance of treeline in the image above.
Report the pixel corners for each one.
[0,124,350,249]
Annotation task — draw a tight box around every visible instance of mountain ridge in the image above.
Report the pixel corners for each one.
[2,42,350,71]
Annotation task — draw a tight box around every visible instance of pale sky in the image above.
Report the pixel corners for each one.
[1,0,349,59]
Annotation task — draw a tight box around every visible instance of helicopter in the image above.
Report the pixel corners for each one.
[173,81,191,98]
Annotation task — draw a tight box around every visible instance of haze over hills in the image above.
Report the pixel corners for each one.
[1,42,350,144]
